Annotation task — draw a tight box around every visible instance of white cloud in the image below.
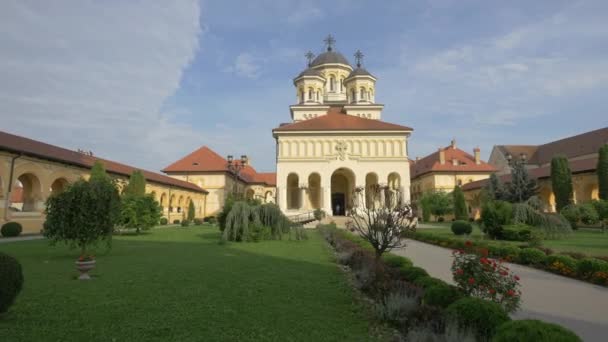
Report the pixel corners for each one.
[0,0,203,171]
[225,53,262,79]
[286,6,325,25]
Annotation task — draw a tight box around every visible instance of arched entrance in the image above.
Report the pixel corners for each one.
[246,189,255,200]
[50,177,69,194]
[287,173,300,209]
[14,173,42,212]
[308,173,321,209]
[331,168,355,216]
[365,172,379,209]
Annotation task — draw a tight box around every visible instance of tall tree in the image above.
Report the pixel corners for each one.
[452,185,468,220]
[420,191,453,221]
[599,144,608,200]
[123,170,146,197]
[551,155,573,211]
[504,162,538,203]
[485,173,504,200]
[90,160,110,182]
[187,200,196,221]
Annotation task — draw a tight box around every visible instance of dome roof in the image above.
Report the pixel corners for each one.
[295,68,322,79]
[310,50,351,67]
[346,67,375,79]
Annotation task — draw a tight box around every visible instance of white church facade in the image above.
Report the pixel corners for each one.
[273,36,413,216]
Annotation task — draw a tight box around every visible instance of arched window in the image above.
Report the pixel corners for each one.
[340,78,344,92]
[360,88,366,101]
[351,89,356,103]
[316,90,320,102]
[330,76,335,91]
[308,88,313,101]
[300,90,304,104]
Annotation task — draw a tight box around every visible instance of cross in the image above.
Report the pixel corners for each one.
[305,51,315,67]
[323,34,336,51]
[354,50,364,68]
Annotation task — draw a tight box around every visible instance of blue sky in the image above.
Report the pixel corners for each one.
[1,0,607,173]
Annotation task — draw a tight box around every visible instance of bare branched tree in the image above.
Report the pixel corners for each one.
[348,184,417,259]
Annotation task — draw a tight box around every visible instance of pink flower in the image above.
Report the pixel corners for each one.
[514,275,520,281]
[468,277,475,285]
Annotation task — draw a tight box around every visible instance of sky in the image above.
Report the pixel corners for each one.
[1,0,607,173]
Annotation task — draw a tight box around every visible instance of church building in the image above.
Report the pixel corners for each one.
[273,36,414,216]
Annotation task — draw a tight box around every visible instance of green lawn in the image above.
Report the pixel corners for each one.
[0,226,381,342]
[417,224,608,257]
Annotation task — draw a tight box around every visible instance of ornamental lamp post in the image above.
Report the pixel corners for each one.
[226,154,248,198]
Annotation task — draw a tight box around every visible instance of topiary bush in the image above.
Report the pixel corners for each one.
[494,245,521,261]
[451,220,472,236]
[518,248,547,266]
[1,222,22,238]
[0,252,24,313]
[180,220,190,227]
[446,297,510,341]
[159,217,168,225]
[423,283,463,308]
[560,205,580,229]
[399,265,429,282]
[492,319,582,342]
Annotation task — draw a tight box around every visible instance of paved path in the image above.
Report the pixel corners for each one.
[0,235,44,244]
[393,239,608,342]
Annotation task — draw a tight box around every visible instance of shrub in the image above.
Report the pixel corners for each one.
[592,200,608,220]
[381,254,413,269]
[494,245,521,261]
[501,224,532,241]
[0,252,24,313]
[518,248,547,266]
[204,216,217,224]
[193,218,203,225]
[407,321,476,342]
[159,217,168,225]
[413,276,448,289]
[313,208,325,221]
[560,205,580,229]
[452,242,522,313]
[374,287,421,325]
[249,223,271,242]
[446,297,510,341]
[492,319,582,342]
[576,258,608,280]
[173,219,180,224]
[423,283,463,308]
[120,194,162,234]
[545,255,577,277]
[1,222,22,238]
[481,200,512,239]
[399,265,429,282]
[578,203,599,225]
[551,155,574,212]
[437,216,445,222]
[453,186,468,220]
[451,220,472,236]
[180,220,190,227]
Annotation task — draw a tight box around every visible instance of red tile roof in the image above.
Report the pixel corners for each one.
[162,146,276,186]
[0,130,207,193]
[411,144,497,178]
[273,106,413,132]
[461,157,598,191]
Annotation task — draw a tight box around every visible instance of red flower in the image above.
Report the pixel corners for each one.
[480,257,489,264]
[479,248,489,257]
[507,290,515,296]
[456,269,464,275]
[468,277,475,284]
[514,275,520,281]
[489,288,496,294]
[465,241,473,247]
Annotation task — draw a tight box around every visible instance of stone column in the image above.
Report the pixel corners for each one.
[300,187,307,211]
[278,186,287,213]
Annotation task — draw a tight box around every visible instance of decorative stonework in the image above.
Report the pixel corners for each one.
[335,141,347,160]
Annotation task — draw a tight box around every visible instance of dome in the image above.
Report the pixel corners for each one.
[310,51,351,67]
[295,68,323,78]
[346,67,375,80]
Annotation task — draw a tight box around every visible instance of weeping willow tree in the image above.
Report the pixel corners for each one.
[256,203,291,239]
[512,196,572,239]
[222,202,260,242]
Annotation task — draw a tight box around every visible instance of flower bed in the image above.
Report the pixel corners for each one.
[320,225,581,341]
[408,231,608,287]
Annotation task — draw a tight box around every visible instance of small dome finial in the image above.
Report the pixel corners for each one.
[354,50,364,68]
[323,34,336,52]
[305,51,315,67]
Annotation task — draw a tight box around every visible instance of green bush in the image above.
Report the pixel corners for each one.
[173,219,180,224]
[204,216,217,224]
[592,200,608,220]
[576,258,608,279]
[545,255,578,276]
[481,200,512,239]
[446,297,510,340]
[159,217,168,225]
[423,283,463,308]
[399,265,429,282]
[437,217,445,222]
[560,205,580,229]
[1,222,22,237]
[492,319,581,342]
[501,224,533,241]
[413,276,448,289]
[578,203,599,225]
[181,220,190,227]
[381,254,413,269]
[494,245,521,260]
[193,218,203,225]
[0,252,24,313]
[248,223,271,242]
[451,220,472,236]
[518,248,547,265]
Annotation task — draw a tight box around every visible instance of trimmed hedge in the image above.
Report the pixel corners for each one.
[423,283,463,308]
[501,224,533,241]
[451,220,472,236]
[446,297,511,340]
[0,252,24,313]
[413,276,448,289]
[381,253,413,269]
[576,258,608,280]
[492,319,581,342]
[1,222,23,238]
[399,266,429,282]
[519,248,546,266]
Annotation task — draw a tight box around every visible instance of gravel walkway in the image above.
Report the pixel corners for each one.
[393,239,608,342]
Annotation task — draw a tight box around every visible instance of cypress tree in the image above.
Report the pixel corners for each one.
[188,200,196,221]
[551,155,573,212]
[505,161,538,203]
[452,186,468,220]
[599,144,608,200]
[485,173,504,200]
[90,161,110,182]
[123,170,146,197]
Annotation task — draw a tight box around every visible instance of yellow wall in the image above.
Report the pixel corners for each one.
[0,151,207,234]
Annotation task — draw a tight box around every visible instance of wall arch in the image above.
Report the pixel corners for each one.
[308,173,322,209]
[287,173,300,210]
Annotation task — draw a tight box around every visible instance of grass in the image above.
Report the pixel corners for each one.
[0,226,382,342]
[418,223,608,257]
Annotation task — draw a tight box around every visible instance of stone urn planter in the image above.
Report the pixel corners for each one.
[75,259,96,280]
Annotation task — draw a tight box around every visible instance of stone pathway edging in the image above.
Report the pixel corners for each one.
[392,239,608,342]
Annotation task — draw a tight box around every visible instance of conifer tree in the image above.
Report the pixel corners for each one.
[452,185,468,220]
[551,155,573,211]
[504,161,538,203]
[599,144,608,200]
[485,173,504,200]
[188,200,196,221]
[90,161,110,182]
[123,170,146,197]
